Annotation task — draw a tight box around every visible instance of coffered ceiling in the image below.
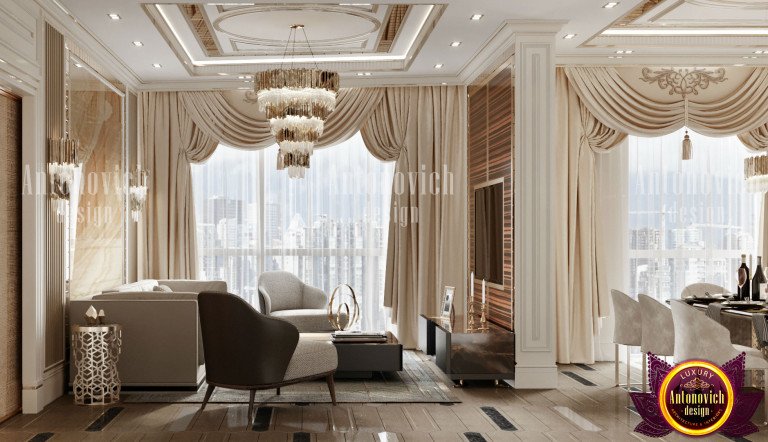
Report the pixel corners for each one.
[51,0,768,89]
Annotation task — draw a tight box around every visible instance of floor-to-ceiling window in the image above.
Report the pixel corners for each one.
[192,133,395,330]
[628,128,761,301]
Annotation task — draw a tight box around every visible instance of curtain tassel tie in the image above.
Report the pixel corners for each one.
[682,130,692,160]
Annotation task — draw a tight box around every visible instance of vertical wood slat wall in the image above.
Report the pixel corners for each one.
[468,66,514,330]
[45,23,66,370]
[0,90,22,423]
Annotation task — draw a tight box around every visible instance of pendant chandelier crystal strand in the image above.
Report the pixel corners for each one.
[254,25,339,178]
[745,154,768,193]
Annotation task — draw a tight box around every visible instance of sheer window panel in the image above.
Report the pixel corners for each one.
[193,133,395,331]
[628,128,760,302]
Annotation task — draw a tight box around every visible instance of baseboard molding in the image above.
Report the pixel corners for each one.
[513,365,558,389]
[22,364,65,414]
[0,407,21,425]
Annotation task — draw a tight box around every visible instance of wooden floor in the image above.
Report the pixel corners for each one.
[1,356,766,441]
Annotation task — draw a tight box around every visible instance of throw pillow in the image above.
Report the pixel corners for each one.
[153,285,173,292]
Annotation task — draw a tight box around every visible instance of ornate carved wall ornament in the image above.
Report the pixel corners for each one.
[640,67,727,97]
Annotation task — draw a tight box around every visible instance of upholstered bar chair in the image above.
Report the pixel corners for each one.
[197,292,338,421]
[681,282,730,299]
[611,289,643,389]
[671,301,768,424]
[638,294,674,393]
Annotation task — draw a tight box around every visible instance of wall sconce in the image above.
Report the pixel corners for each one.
[48,138,81,217]
[129,166,149,222]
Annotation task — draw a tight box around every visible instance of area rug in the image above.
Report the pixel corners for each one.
[123,351,459,404]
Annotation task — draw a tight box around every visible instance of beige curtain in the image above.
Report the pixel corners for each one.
[361,87,467,348]
[556,69,626,363]
[557,66,768,363]
[139,86,467,349]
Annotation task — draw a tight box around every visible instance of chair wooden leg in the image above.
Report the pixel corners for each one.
[248,390,256,424]
[614,344,619,387]
[276,387,280,395]
[200,384,215,411]
[326,373,337,406]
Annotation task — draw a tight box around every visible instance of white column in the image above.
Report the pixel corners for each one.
[512,22,563,389]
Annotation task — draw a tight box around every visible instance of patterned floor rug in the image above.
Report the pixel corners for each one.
[123,351,459,404]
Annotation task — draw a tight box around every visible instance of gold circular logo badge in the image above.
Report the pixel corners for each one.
[658,360,734,436]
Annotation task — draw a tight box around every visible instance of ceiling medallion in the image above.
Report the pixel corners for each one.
[246,24,339,179]
[640,67,727,98]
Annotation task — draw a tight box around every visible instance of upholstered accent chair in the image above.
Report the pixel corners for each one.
[671,301,768,423]
[197,292,338,420]
[610,289,643,389]
[680,282,730,299]
[638,294,674,392]
[257,271,336,332]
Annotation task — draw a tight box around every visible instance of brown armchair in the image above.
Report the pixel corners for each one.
[197,292,338,419]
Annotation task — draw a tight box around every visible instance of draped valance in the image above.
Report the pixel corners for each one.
[556,66,768,365]
[137,86,467,349]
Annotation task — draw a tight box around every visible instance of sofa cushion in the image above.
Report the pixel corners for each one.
[159,280,227,293]
[271,309,337,332]
[153,285,173,292]
[282,338,337,381]
[90,292,199,301]
[103,279,159,294]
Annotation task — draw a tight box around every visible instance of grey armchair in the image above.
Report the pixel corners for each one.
[257,271,336,332]
[197,292,338,420]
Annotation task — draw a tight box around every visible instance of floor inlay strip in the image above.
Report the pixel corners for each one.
[561,371,597,386]
[293,431,311,442]
[574,363,596,371]
[464,432,488,442]
[480,406,516,431]
[85,406,124,431]
[553,406,602,432]
[252,406,273,432]
[28,433,54,442]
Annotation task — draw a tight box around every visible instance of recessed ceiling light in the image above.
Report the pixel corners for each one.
[434,63,444,69]
[238,75,246,79]
[470,14,483,21]
[74,63,83,68]
[0,58,6,63]
[734,63,746,66]
[755,50,764,54]
[616,50,624,54]
[217,72,228,76]
[450,41,461,47]
[132,41,143,47]
[603,2,619,8]
[624,50,633,54]
[441,82,447,85]
[364,72,372,76]
[152,63,162,68]
[563,33,577,39]
[107,13,121,20]
[608,56,622,59]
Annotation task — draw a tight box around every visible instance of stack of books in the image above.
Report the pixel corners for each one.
[331,330,388,343]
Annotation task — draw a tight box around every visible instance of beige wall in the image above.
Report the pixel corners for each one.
[0,90,22,422]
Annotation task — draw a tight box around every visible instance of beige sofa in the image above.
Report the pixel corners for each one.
[69,279,227,389]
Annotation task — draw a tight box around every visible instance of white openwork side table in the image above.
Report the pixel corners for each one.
[71,324,122,405]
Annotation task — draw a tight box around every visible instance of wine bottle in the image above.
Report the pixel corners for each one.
[752,256,767,301]
[739,254,751,301]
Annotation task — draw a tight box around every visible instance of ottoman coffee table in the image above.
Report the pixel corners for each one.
[302,332,403,378]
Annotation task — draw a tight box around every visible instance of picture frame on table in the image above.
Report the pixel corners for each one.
[440,286,455,320]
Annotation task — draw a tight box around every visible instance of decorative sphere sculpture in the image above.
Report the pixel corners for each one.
[327,284,360,331]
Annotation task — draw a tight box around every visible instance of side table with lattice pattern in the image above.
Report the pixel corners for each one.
[71,324,122,405]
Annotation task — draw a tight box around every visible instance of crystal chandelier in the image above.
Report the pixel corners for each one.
[48,138,81,217]
[129,166,149,222]
[250,25,339,179]
[745,154,768,193]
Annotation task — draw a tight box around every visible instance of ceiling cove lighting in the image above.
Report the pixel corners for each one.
[248,24,339,179]
[603,28,768,36]
[450,41,461,47]
[470,14,483,21]
[603,2,620,8]
[132,41,143,47]
[107,13,121,20]
[563,33,577,39]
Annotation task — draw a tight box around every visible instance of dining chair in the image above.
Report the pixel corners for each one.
[197,291,339,422]
[681,282,730,299]
[671,301,768,424]
[611,289,643,389]
[638,294,673,392]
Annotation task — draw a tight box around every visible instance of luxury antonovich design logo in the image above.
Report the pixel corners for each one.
[631,353,761,438]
